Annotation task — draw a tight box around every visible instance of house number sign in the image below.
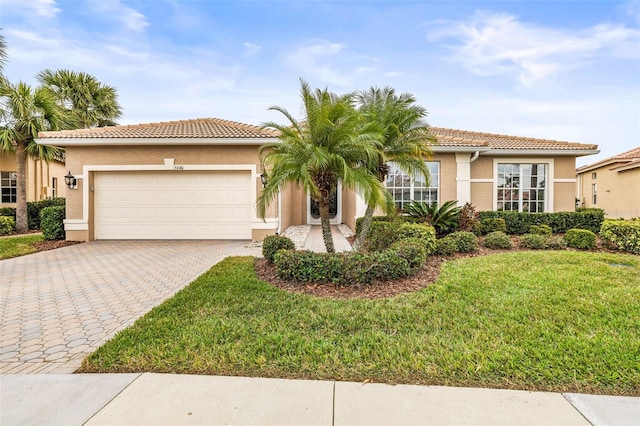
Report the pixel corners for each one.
[174,165,185,170]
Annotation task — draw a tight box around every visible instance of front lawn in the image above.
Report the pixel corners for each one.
[80,251,640,395]
[0,234,44,259]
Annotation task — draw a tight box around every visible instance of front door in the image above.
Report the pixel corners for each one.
[307,182,341,225]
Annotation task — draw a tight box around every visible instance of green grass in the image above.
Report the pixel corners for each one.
[80,251,640,395]
[0,234,43,259]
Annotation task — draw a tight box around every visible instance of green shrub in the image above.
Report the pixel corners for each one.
[40,205,65,240]
[479,209,604,234]
[600,219,640,254]
[398,223,437,254]
[345,250,411,284]
[481,218,507,234]
[0,216,16,235]
[355,215,395,236]
[273,250,344,283]
[403,200,460,236]
[563,229,596,250]
[0,207,16,218]
[28,198,65,230]
[434,236,457,256]
[262,235,295,263]
[448,231,478,253]
[519,234,548,250]
[529,224,552,235]
[547,235,567,250]
[367,221,401,252]
[389,238,427,272]
[483,231,512,250]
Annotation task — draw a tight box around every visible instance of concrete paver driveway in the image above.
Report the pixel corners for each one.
[0,240,260,374]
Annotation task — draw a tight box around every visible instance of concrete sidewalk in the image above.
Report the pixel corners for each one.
[2,374,638,426]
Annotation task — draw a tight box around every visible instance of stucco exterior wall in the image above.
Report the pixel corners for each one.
[1,152,66,207]
[578,165,640,219]
[470,182,493,211]
[436,154,458,203]
[342,187,357,230]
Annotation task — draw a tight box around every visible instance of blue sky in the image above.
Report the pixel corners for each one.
[2,0,639,166]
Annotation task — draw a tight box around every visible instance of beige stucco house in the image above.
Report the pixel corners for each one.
[0,152,67,208]
[36,118,599,241]
[576,147,640,219]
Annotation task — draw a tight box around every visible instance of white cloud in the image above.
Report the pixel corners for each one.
[91,0,149,32]
[1,0,60,17]
[429,12,640,86]
[285,40,351,86]
[243,42,262,58]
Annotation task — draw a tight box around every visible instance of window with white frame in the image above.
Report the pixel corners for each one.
[497,163,547,212]
[1,171,17,203]
[592,183,597,205]
[386,162,439,210]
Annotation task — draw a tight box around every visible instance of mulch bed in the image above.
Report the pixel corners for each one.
[31,240,83,251]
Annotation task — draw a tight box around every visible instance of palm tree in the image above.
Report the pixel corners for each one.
[0,34,7,74]
[352,87,436,251]
[257,79,388,253]
[0,81,66,233]
[37,69,122,128]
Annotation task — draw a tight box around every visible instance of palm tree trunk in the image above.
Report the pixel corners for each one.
[318,200,335,253]
[15,143,29,233]
[352,204,376,252]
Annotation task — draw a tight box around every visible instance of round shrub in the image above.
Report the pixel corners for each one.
[349,250,410,283]
[0,216,15,236]
[273,250,344,283]
[448,231,478,253]
[483,231,512,250]
[389,238,427,272]
[434,236,457,256]
[563,228,596,250]
[529,224,552,235]
[481,218,507,234]
[367,221,401,252]
[262,235,295,263]
[398,223,437,254]
[547,235,567,250]
[40,206,65,240]
[519,234,548,250]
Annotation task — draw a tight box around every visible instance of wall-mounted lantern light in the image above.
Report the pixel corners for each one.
[260,173,268,188]
[64,171,77,190]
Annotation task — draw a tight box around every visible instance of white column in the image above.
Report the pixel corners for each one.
[455,153,471,206]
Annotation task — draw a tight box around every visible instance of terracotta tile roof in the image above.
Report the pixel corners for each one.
[429,127,597,151]
[577,146,640,173]
[38,118,279,139]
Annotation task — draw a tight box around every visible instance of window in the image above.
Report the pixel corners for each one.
[1,171,17,203]
[497,163,547,212]
[592,183,597,205]
[52,177,58,198]
[591,172,597,180]
[386,162,439,210]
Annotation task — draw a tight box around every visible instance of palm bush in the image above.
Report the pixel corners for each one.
[404,200,461,236]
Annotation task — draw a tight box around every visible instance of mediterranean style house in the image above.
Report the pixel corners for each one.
[576,147,640,219]
[36,118,599,241]
[0,152,67,208]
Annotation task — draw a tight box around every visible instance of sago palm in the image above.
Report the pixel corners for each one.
[257,79,387,253]
[352,86,435,251]
[0,81,66,232]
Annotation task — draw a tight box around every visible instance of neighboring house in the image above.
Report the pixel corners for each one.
[0,151,67,208]
[36,118,599,241]
[576,147,640,219]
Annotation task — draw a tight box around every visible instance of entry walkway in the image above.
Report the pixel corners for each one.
[2,373,639,425]
[304,225,352,252]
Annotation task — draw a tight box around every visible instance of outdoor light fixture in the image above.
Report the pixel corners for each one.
[260,173,268,188]
[64,171,77,190]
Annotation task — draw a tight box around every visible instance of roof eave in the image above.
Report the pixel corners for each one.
[431,146,490,153]
[35,137,280,146]
[488,149,600,157]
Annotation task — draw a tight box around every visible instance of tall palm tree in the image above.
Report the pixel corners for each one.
[352,87,436,251]
[37,69,122,128]
[0,34,7,74]
[257,79,388,253]
[0,81,66,233]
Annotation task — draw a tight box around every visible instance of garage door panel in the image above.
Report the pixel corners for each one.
[94,171,252,240]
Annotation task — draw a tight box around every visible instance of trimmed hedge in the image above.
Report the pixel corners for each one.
[563,229,596,250]
[480,218,507,234]
[529,224,552,235]
[448,231,478,253]
[479,209,605,234]
[40,205,65,240]
[434,236,457,256]
[483,231,512,249]
[0,198,66,230]
[398,223,437,254]
[262,235,295,263]
[389,238,427,272]
[366,221,436,254]
[519,234,548,250]
[355,215,395,236]
[600,219,640,254]
[0,216,15,235]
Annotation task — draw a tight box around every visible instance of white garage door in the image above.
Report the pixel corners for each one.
[94,171,252,239]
